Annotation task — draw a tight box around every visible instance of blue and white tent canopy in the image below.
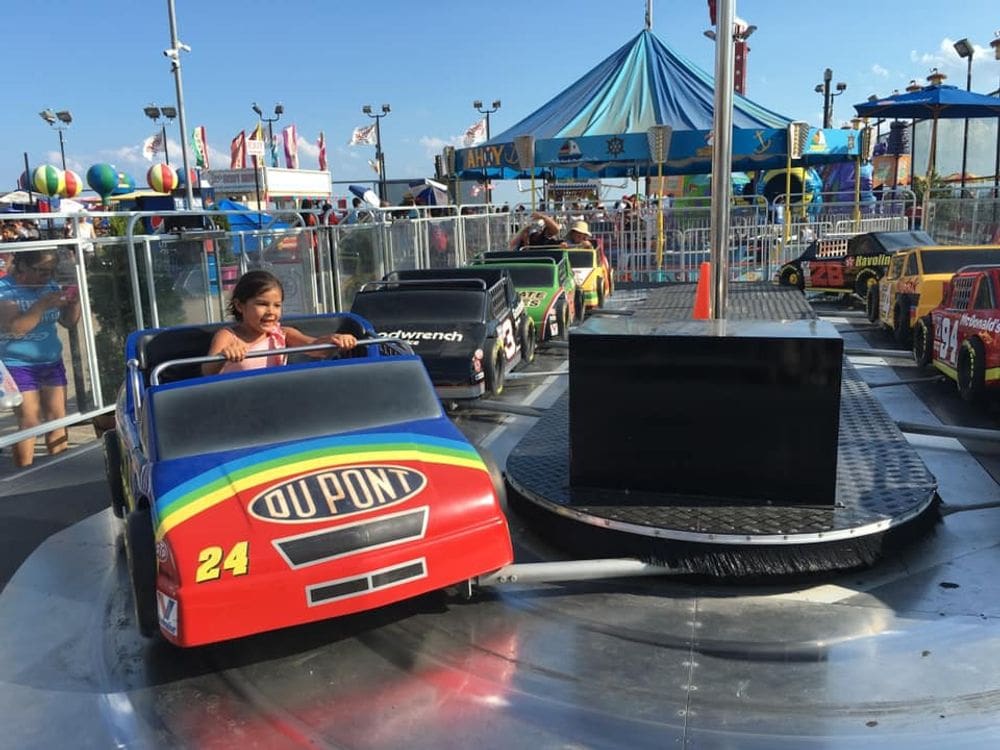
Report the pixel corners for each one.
[454,29,858,180]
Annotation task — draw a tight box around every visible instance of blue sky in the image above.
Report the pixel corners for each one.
[5,0,1000,205]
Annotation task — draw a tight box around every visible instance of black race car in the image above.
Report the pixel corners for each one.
[777,230,934,298]
[350,267,534,399]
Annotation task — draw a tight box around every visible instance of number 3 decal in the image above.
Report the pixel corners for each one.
[500,318,517,360]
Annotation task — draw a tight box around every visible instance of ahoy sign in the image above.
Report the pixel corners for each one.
[458,143,519,171]
[249,465,426,523]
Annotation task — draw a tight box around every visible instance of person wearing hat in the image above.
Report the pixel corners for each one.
[565,220,593,249]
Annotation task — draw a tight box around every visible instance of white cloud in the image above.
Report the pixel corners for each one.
[872,64,889,78]
[297,136,319,158]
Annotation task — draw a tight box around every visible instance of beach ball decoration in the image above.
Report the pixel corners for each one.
[175,167,200,189]
[32,164,65,197]
[112,171,136,196]
[147,163,178,193]
[86,163,119,200]
[61,169,83,198]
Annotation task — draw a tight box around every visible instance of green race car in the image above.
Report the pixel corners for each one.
[469,256,580,343]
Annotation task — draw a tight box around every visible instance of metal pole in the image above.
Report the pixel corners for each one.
[709,0,735,319]
[823,69,832,129]
[268,120,276,168]
[23,153,34,207]
[166,0,195,211]
[58,129,66,170]
[374,115,386,203]
[960,56,972,191]
[994,74,1000,196]
[162,124,170,165]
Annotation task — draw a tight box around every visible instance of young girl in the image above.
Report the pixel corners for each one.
[203,270,357,375]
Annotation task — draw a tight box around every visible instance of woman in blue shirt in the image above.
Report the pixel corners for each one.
[0,249,81,467]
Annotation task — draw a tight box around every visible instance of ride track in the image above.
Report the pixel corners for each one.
[2,291,1000,749]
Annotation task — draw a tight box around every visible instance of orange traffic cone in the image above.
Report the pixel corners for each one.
[692,261,711,319]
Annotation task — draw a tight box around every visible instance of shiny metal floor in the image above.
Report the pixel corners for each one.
[2,303,1000,749]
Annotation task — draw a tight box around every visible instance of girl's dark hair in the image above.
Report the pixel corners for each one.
[228,270,283,320]
[13,249,58,272]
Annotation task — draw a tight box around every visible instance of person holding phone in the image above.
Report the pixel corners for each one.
[0,249,81,467]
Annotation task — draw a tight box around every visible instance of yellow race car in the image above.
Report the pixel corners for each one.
[870,244,1000,345]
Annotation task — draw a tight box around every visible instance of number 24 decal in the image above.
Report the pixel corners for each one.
[196,541,249,583]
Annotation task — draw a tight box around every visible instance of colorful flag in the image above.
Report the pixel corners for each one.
[142,131,164,161]
[191,126,210,169]
[350,124,377,146]
[283,124,299,169]
[463,118,487,147]
[230,130,247,169]
[317,131,327,171]
[269,132,279,168]
[248,122,265,167]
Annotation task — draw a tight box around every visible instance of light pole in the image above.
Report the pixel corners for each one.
[143,104,177,164]
[252,102,283,168]
[39,109,72,169]
[703,18,756,94]
[363,104,391,203]
[474,99,500,203]
[954,38,974,191]
[813,69,847,128]
[990,32,1000,195]
[164,0,194,210]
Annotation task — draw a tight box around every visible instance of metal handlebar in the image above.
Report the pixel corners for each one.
[149,337,412,386]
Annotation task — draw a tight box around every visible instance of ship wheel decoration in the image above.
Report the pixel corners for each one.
[606,135,625,156]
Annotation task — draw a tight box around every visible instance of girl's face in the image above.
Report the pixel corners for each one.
[235,286,283,335]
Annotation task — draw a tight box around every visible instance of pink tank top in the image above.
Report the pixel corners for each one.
[219,327,287,373]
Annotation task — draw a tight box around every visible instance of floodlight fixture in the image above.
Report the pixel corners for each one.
[953,38,973,59]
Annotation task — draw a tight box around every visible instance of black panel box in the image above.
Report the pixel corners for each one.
[568,318,843,506]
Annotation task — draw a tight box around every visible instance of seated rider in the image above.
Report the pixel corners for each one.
[203,270,357,375]
[509,211,561,249]
[564,220,594,249]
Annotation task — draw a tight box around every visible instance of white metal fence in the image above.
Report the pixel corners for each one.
[0,189,996,451]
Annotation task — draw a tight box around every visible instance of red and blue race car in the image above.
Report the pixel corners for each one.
[103,313,513,646]
[914,264,1000,401]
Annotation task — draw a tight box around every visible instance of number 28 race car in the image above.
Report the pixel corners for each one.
[350,267,533,398]
[103,312,513,646]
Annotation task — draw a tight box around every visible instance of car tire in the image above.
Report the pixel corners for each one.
[125,507,159,638]
[779,265,803,291]
[476,447,507,508]
[557,301,571,341]
[866,284,880,323]
[912,316,933,368]
[597,278,606,308]
[485,347,505,396]
[104,429,127,519]
[893,299,912,346]
[520,319,536,365]
[854,272,876,299]
[957,338,986,403]
[574,289,586,322]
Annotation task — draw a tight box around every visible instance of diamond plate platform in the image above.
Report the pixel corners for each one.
[505,285,940,575]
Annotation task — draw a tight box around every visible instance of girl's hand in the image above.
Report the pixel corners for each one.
[38,291,65,309]
[219,339,250,362]
[327,333,357,350]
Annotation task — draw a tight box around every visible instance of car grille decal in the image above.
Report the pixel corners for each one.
[273,507,429,569]
[153,433,488,540]
[306,558,427,606]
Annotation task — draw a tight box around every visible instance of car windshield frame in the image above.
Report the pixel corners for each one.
[920,249,1000,275]
[151,359,442,461]
[352,288,487,323]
